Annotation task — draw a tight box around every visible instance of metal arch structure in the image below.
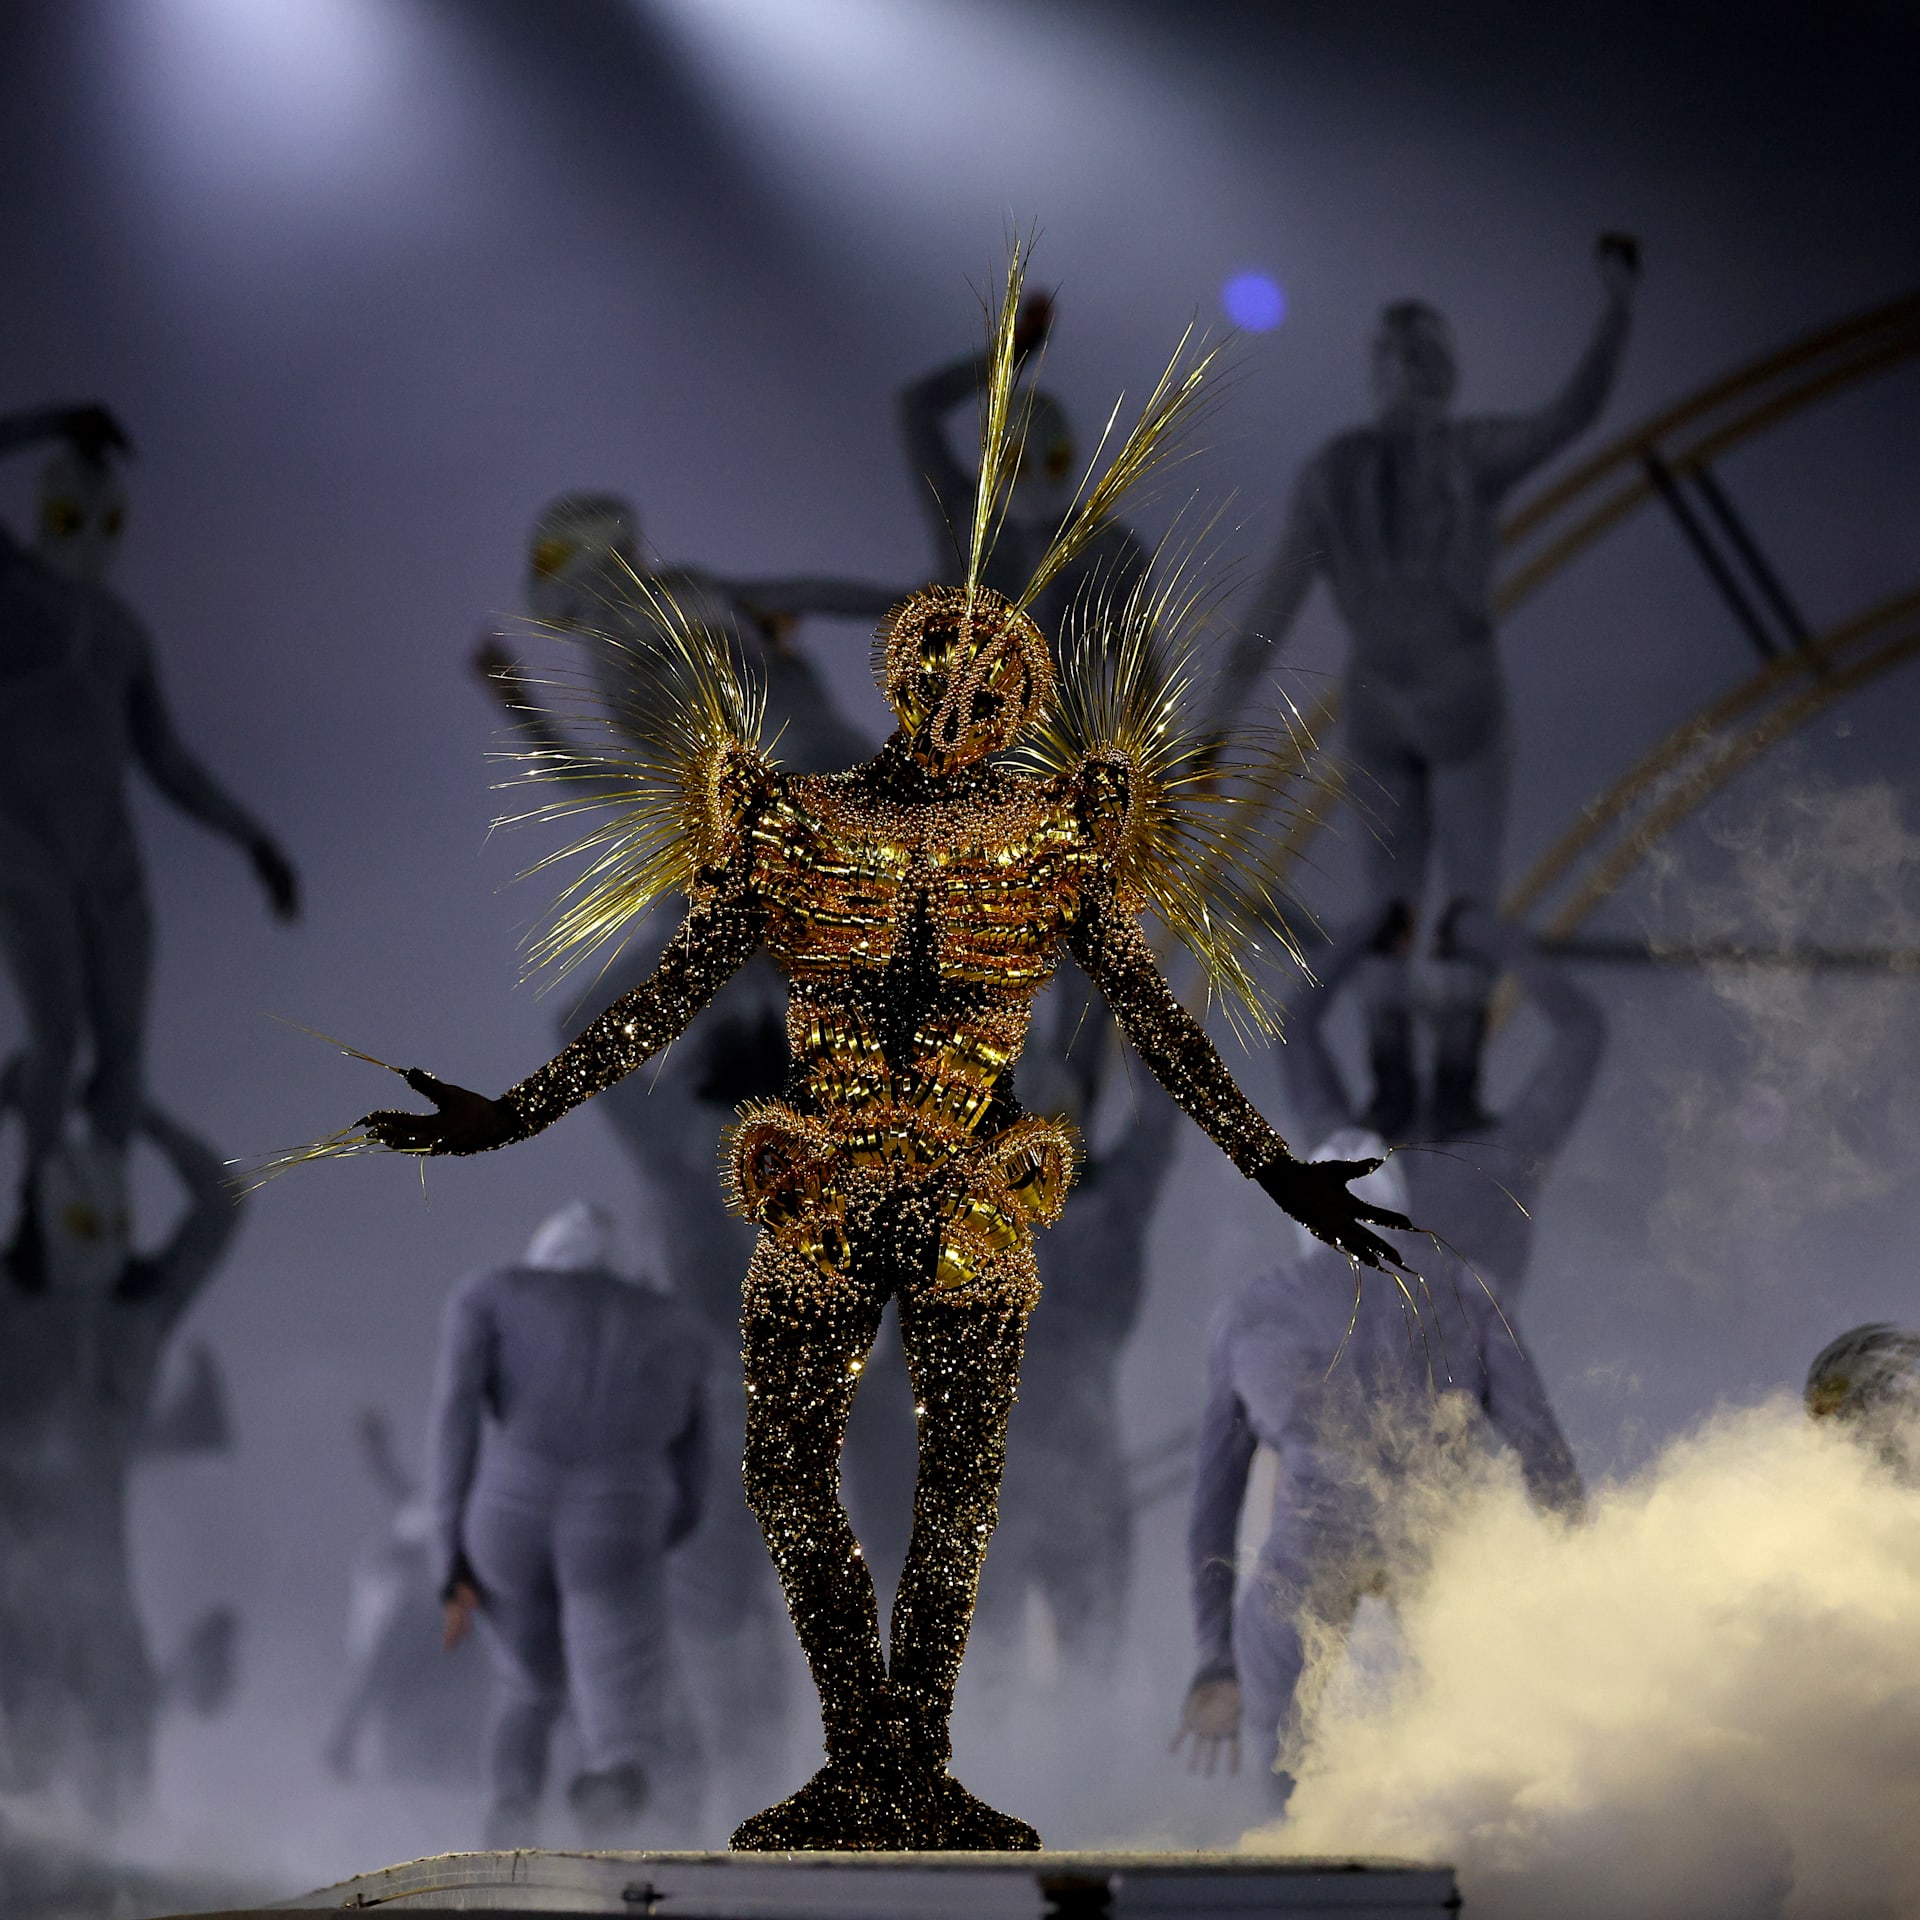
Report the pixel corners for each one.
[1509,586,1920,956]
[1240,291,1920,969]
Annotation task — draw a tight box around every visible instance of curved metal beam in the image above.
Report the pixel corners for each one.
[1230,295,1920,933]
[1504,587,1920,920]
[1533,613,1920,938]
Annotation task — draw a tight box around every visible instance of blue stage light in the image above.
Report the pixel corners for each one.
[1222,271,1286,332]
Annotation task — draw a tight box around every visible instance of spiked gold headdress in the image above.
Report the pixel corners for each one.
[964,235,1226,623]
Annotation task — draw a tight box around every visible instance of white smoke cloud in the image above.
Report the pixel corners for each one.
[1638,769,1920,1293]
[1253,1398,1920,1919]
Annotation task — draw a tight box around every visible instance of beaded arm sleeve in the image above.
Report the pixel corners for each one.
[498,870,765,1142]
[1067,889,1291,1179]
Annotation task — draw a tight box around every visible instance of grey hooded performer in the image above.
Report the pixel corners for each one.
[1806,1323,1920,1486]
[1281,903,1606,1300]
[427,1201,714,1848]
[0,406,297,1250]
[0,1081,243,1822]
[1216,237,1638,1133]
[1172,1135,1582,1805]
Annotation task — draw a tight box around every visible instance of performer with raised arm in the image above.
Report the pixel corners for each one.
[321,254,1412,1853]
[1216,237,1638,1133]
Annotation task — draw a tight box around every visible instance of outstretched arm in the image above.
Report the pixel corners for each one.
[1067,891,1409,1269]
[128,635,299,919]
[1212,471,1323,726]
[1466,233,1640,498]
[360,868,765,1155]
[121,1104,243,1328]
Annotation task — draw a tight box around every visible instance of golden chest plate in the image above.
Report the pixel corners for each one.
[751,772,1094,987]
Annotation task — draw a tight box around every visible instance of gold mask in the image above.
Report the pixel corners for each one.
[875,585,1052,768]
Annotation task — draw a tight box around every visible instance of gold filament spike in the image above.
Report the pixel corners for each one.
[966,235,1040,606]
[231,1126,380,1195]
[1016,320,1227,617]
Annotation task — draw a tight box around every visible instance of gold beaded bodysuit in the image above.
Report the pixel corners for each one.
[350,253,1412,1852]
[483,580,1303,1850]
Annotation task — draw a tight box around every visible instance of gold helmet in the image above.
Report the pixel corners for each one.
[875,584,1053,768]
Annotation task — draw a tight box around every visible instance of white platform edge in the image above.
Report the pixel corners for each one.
[275,1847,1460,1917]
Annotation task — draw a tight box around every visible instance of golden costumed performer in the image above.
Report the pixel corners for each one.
[316,253,1412,1851]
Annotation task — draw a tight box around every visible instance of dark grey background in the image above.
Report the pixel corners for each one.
[1,0,1914,1883]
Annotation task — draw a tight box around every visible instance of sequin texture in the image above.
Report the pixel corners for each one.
[483,590,1295,1849]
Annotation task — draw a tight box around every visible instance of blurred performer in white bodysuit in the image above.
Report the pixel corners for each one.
[1215,239,1638,1135]
[0,1069,242,1823]
[0,405,297,1271]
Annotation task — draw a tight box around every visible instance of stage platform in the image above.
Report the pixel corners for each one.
[173,1846,1460,1919]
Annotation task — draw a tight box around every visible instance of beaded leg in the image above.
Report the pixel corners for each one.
[738,1235,891,1756]
[888,1280,1040,1849]
[733,1229,940,1850]
[887,1289,1025,1752]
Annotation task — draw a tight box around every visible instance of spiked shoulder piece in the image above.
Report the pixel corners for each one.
[500,570,776,983]
[1014,570,1313,1044]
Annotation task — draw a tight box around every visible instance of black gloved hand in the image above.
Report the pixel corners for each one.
[360,1070,515,1157]
[1256,1152,1413,1272]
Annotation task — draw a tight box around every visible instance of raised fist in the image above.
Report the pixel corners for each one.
[1012,291,1055,361]
[1595,232,1642,299]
